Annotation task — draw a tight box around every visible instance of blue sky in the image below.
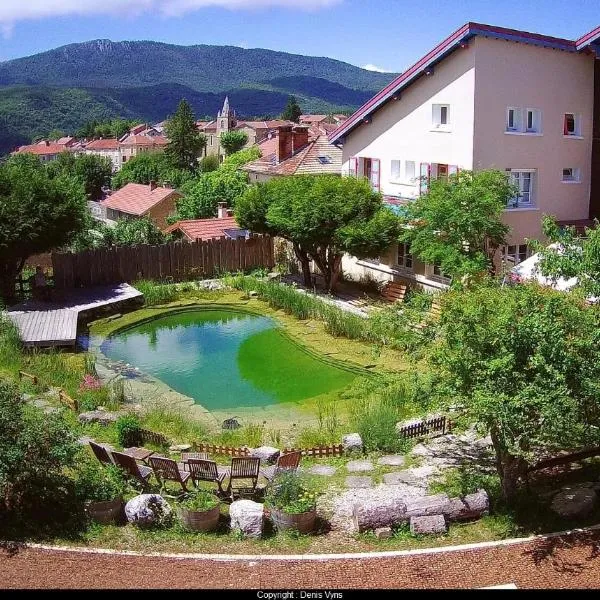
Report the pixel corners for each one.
[0,0,598,72]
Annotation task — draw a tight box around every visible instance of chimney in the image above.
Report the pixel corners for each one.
[292,125,309,154]
[217,202,228,219]
[149,180,157,191]
[276,125,294,164]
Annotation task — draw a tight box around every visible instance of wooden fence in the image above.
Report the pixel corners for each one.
[397,416,451,439]
[284,445,344,458]
[190,443,344,458]
[193,443,251,457]
[51,236,275,289]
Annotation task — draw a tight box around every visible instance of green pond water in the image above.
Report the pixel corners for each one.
[100,310,356,410]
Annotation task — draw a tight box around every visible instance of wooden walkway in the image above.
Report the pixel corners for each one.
[4,284,143,347]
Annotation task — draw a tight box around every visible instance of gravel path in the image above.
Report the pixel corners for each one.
[2,530,600,589]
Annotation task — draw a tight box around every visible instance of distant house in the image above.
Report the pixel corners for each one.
[119,134,168,166]
[101,182,182,229]
[299,114,348,127]
[84,138,122,172]
[165,203,248,241]
[243,125,342,182]
[12,140,70,162]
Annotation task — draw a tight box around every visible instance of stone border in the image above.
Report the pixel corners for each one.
[12,523,600,562]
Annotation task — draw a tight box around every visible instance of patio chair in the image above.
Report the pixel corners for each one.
[149,455,192,493]
[225,456,261,501]
[261,451,302,484]
[187,459,229,494]
[89,440,114,466]
[111,450,153,490]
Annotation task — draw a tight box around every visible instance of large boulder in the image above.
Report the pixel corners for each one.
[461,489,490,520]
[125,494,172,528]
[230,500,264,539]
[78,409,120,426]
[551,487,598,519]
[353,497,407,533]
[250,446,280,464]
[405,494,452,518]
[342,433,363,455]
[410,515,447,535]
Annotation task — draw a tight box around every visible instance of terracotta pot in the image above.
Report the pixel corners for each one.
[86,497,124,524]
[179,505,220,532]
[268,507,317,534]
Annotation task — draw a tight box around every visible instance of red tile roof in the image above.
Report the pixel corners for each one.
[101,183,181,216]
[299,115,328,124]
[119,134,168,147]
[14,142,68,156]
[85,138,121,150]
[164,217,241,241]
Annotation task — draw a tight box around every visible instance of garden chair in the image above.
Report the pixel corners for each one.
[89,441,114,466]
[187,459,229,495]
[261,451,302,484]
[111,450,153,490]
[149,455,191,493]
[225,456,261,501]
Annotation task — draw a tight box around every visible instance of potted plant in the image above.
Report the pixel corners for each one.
[75,461,128,524]
[265,471,318,534]
[178,490,221,532]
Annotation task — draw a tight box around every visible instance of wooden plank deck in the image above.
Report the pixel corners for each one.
[4,283,143,348]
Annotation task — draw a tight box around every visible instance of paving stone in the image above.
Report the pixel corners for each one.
[383,466,438,488]
[308,465,337,477]
[377,455,406,467]
[346,460,374,473]
[375,527,393,539]
[345,476,373,489]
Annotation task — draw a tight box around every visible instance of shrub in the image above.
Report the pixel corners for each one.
[116,414,142,447]
[80,374,102,391]
[180,489,220,512]
[134,280,179,306]
[350,396,407,453]
[75,459,128,503]
[265,472,317,515]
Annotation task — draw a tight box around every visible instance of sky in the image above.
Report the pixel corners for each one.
[0,0,598,72]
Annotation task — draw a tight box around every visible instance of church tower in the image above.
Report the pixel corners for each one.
[217,96,236,135]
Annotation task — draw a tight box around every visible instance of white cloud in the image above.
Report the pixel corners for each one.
[0,0,342,25]
[362,63,390,73]
[1,22,13,39]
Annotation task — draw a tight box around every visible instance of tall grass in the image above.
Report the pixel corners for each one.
[134,279,180,306]
[141,401,208,443]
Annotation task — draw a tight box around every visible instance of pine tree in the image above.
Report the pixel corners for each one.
[164,99,207,171]
[281,95,302,123]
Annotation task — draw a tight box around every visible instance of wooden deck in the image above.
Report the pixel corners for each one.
[5,283,143,347]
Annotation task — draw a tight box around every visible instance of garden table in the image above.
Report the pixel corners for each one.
[122,447,155,464]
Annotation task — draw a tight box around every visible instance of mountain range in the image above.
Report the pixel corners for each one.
[0,40,397,154]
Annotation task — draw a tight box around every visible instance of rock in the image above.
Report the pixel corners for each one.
[222,418,241,430]
[308,465,337,476]
[551,487,598,519]
[124,494,172,528]
[374,526,393,539]
[169,444,192,452]
[230,500,264,539]
[345,476,373,489]
[342,433,363,455]
[462,489,490,520]
[383,466,438,488]
[78,409,120,426]
[410,515,447,535]
[377,455,406,467]
[346,460,374,473]
[250,446,280,464]
[405,494,452,518]
[353,496,407,532]
[248,291,259,297]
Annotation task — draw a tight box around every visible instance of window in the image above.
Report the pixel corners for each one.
[122,156,127,162]
[210,135,214,146]
[503,244,528,265]
[505,107,541,134]
[432,104,450,128]
[430,262,451,283]
[507,170,536,207]
[562,167,581,182]
[397,243,413,270]
[564,113,581,136]
[405,160,416,182]
[317,155,332,165]
[391,160,402,181]
[525,109,541,133]
[507,107,521,132]
[364,158,380,191]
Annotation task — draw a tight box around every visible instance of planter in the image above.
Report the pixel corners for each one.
[179,505,221,532]
[86,497,124,524]
[268,507,317,534]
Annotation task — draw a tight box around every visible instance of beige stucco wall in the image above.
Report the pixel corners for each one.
[85,148,120,172]
[472,36,595,245]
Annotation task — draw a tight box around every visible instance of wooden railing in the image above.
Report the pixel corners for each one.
[397,416,451,439]
[284,444,344,458]
[193,443,250,457]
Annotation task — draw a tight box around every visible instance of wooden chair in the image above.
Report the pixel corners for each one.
[187,459,229,494]
[261,451,302,483]
[149,455,192,493]
[226,457,261,501]
[89,441,114,466]
[111,450,153,490]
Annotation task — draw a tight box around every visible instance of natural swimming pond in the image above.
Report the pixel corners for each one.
[100,309,357,410]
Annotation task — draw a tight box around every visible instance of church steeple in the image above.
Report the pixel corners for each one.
[217,95,236,134]
[219,96,230,117]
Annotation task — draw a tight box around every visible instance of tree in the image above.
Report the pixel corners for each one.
[236,175,399,291]
[433,281,600,500]
[400,170,513,281]
[111,152,193,190]
[219,130,249,156]
[281,95,302,123]
[164,99,207,171]
[47,152,112,201]
[530,216,600,299]
[199,155,220,173]
[47,129,65,141]
[0,154,87,302]
[101,218,168,247]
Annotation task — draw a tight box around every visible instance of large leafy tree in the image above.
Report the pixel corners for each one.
[400,170,513,281]
[101,218,168,247]
[47,152,112,201]
[0,154,87,302]
[220,131,248,156]
[164,99,207,171]
[433,281,600,500]
[281,95,302,123]
[111,152,193,190]
[530,215,600,299]
[236,174,399,291]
